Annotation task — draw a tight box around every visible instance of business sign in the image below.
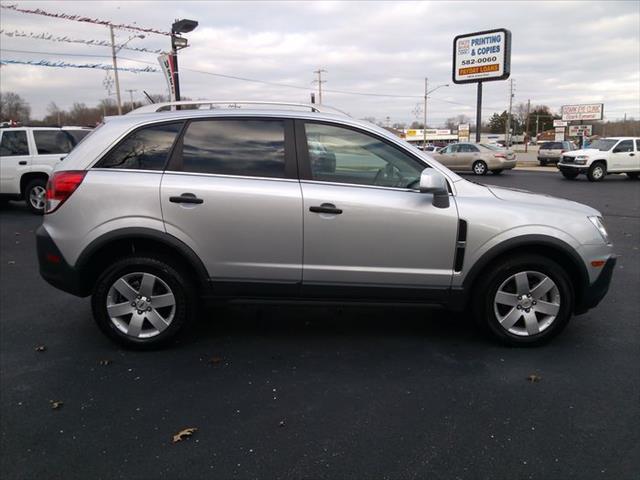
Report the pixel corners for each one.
[554,127,565,142]
[458,123,470,142]
[157,54,176,101]
[569,125,593,136]
[561,104,603,121]
[553,120,568,127]
[453,28,511,84]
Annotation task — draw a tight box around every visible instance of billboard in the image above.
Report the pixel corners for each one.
[568,125,593,136]
[561,104,603,121]
[458,123,470,142]
[452,28,511,84]
[554,127,565,142]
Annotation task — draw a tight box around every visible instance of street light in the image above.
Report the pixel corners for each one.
[171,18,198,102]
[109,29,145,115]
[423,79,449,147]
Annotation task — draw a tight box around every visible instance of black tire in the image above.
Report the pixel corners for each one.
[472,254,574,347]
[24,178,47,215]
[91,255,196,349]
[587,162,606,182]
[539,159,548,166]
[561,170,579,180]
[472,160,488,176]
[492,169,504,175]
[626,172,639,180]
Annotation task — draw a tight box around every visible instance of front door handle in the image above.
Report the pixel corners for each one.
[169,193,204,204]
[310,203,342,215]
[18,161,27,165]
[630,153,635,156]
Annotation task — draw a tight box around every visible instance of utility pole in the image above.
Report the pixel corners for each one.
[423,78,428,148]
[525,99,531,152]
[535,115,539,137]
[505,78,514,145]
[109,25,123,115]
[126,89,137,112]
[312,68,327,104]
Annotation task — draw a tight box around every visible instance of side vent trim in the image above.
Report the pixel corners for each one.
[454,219,467,272]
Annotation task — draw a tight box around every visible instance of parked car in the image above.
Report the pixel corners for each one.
[37,101,615,348]
[432,142,516,175]
[0,126,92,213]
[538,141,578,165]
[558,137,640,182]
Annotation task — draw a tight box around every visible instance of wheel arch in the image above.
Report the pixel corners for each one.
[20,172,49,197]
[459,235,589,311]
[76,227,210,297]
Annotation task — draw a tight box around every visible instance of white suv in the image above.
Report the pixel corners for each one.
[36,101,616,349]
[0,126,92,213]
[558,137,640,182]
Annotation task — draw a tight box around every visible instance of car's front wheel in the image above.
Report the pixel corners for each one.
[472,160,488,175]
[587,162,606,182]
[473,254,574,346]
[25,178,47,215]
[91,255,196,349]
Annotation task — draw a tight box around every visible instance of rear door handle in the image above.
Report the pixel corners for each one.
[18,161,27,165]
[310,203,342,215]
[169,193,204,204]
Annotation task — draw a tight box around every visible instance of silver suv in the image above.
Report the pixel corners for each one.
[36,101,616,348]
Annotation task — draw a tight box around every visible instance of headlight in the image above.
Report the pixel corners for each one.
[589,216,610,243]
[575,155,589,165]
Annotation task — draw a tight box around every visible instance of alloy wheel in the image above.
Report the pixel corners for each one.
[493,270,560,336]
[106,272,176,339]
[29,186,46,211]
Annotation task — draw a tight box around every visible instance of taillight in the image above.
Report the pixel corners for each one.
[45,171,87,214]
[494,153,507,158]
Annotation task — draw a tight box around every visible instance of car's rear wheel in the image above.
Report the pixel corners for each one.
[472,160,488,175]
[91,255,196,349]
[25,178,47,215]
[587,162,606,182]
[473,254,573,346]
[561,170,579,180]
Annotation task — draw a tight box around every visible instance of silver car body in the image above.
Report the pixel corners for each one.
[41,107,613,302]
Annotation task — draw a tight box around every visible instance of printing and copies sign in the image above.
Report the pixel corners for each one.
[453,28,511,84]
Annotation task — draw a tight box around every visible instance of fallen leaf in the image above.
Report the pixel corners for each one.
[527,374,542,383]
[50,400,63,410]
[172,427,198,443]
[35,345,47,352]
[98,359,112,366]
[208,356,223,365]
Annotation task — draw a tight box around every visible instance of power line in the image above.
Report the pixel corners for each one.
[0,3,171,36]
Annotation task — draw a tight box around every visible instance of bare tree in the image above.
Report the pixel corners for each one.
[0,92,31,123]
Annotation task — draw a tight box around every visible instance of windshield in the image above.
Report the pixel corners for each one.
[479,144,502,151]
[589,139,617,151]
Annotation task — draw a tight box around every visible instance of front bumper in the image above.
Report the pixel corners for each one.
[558,164,588,174]
[36,225,88,297]
[575,256,616,314]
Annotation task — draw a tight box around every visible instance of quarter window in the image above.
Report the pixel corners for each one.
[95,122,182,170]
[0,130,29,156]
[33,130,74,154]
[304,123,424,188]
[180,120,286,178]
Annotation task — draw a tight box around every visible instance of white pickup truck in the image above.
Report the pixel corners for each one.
[0,126,91,213]
[557,137,640,182]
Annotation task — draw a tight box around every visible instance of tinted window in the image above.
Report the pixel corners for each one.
[460,144,479,152]
[541,142,562,150]
[636,140,640,151]
[0,130,29,156]
[614,140,633,153]
[181,120,285,178]
[65,129,91,145]
[33,130,74,154]
[95,123,182,170]
[305,123,423,188]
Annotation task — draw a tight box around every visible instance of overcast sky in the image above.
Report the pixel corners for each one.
[1,0,638,125]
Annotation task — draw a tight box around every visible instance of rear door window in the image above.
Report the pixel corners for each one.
[95,122,183,170]
[33,130,74,154]
[180,119,286,178]
[0,130,29,156]
[614,140,633,153]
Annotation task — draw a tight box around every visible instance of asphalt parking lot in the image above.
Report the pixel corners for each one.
[1,170,638,480]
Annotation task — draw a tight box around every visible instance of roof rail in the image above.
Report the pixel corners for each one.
[128,100,349,116]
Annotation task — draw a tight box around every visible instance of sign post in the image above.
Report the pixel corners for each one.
[453,28,511,143]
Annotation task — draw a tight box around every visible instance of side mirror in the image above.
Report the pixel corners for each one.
[419,169,450,208]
